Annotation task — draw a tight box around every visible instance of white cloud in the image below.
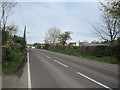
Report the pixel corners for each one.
[7,2,101,44]
[7,0,102,2]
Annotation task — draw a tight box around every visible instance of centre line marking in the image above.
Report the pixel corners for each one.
[77,72,112,90]
[45,55,51,59]
[54,60,68,68]
[41,53,44,55]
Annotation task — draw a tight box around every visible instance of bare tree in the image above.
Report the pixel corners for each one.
[92,12,120,44]
[0,0,17,31]
[44,27,61,44]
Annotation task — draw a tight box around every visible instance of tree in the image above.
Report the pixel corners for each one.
[91,40,100,44]
[100,0,120,19]
[2,24,18,45]
[59,31,72,45]
[100,0,120,43]
[92,1,120,45]
[0,0,17,31]
[0,0,17,45]
[44,27,60,44]
[6,24,18,36]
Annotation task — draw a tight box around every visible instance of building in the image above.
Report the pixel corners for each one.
[69,42,76,46]
[84,43,108,46]
[71,40,108,47]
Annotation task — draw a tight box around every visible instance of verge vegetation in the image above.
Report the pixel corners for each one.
[1,30,27,74]
[38,45,118,64]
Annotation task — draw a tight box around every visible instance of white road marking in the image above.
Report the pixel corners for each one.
[41,53,44,55]
[77,72,113,90]
[27,51,32,88]
[54,60,68,68]
[45,55,51,59]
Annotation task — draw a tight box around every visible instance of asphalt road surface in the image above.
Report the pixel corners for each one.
[29,48,118,89]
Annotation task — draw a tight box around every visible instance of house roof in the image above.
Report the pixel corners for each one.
[84,43,108,46]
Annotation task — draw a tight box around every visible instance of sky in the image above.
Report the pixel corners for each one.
[7,1,102,44]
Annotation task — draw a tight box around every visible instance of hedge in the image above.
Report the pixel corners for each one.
[47,45,116,57]
[42,45,119,63]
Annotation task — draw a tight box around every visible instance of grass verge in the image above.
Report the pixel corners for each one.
[1,50,27,74]
[46,49,118,64]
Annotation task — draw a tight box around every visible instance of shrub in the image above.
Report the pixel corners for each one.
[45,45,117,63]
[43,44,50,49]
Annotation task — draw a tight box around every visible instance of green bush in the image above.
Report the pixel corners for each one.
[44,45,118,64]
[43,44,50,49]
[37,45,41,49]
[2,29,27,74]
[2,50,27,74]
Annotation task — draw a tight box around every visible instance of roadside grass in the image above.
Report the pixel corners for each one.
[1,51,27,74]
[82,55,117,64]
[46,49,118,64]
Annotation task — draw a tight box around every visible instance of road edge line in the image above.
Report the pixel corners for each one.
[27,51,32,88]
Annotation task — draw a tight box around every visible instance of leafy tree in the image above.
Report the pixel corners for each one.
[92,0,120,45]
[13,35,25,51]
[33,43,41,49]
[0,0,17,45]
[100,0,120,63]
[59,31,72,45]
[100,0,120,18]
[43,44,50,50]
[6,24,18,36]
[2,30,9,45]
[2,24,18,45]
[91,40,100,44]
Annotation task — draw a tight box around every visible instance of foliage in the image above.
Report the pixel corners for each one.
[2,27,27,74]
[43,44,50,49]
[92,0,120,44]
[33,43,41,49]
[100,0,120,18]
[2,50,27,74]
[92,13,120,44]
[44,45,118,64]
[6,24,18,36]
[2,30,9,45]
[0,1,26,74]
[91,40,100,44]
[58,31,72,45]
[2,24,18,45]
[13,35,26,50]
[33,43,42,49]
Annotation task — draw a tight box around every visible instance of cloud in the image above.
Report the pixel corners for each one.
[7,2,101,44]
[14,0,101,2]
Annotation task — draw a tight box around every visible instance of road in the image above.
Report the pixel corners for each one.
[29,48,118,89]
